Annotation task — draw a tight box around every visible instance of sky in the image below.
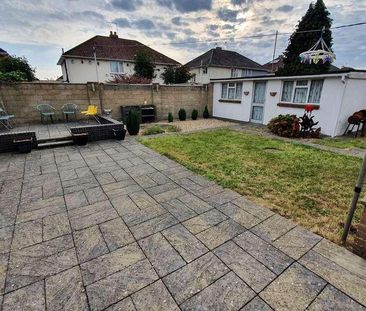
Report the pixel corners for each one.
[0,0,366,80]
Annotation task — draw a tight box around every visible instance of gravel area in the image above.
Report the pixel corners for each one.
[156,118,237,133]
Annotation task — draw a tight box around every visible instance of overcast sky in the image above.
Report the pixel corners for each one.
[0,0,365,79]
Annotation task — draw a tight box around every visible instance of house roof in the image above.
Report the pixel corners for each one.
[0,48,8,56]
[58,34,180,66]
[184,47,268,71]
[262,56,284,72]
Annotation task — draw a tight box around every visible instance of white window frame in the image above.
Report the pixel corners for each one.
[110,61,124,74]
[280,79,323,104]
[231,68,239,78]
[202,67,208,74]
[221,82,242,100]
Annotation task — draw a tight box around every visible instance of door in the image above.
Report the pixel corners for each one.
[251,81,266,123]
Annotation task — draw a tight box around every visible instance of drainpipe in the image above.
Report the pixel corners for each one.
[62,49,69,83]
[333,74,348,137]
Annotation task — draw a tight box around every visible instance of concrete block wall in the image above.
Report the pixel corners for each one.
[354,206,366,258]
[0,82,213,124]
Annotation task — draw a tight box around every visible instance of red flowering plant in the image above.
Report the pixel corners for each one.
[299,104,321,138]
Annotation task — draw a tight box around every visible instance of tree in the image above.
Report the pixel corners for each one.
[162,66,192,84]
[0,56,36,81]
[134,49,155,79]
[277,0,333,76]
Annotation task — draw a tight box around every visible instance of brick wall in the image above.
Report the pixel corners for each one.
[0,82,213,124]
[354,206,366,258]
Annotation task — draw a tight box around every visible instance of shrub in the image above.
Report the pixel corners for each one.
[107,74,151,84]
[191,109,198,120]
[178,108,186,121]
[126,109,141,135]
[268,114,300,138]
[143,125,164,136]
[299,104,321,138]
[203,106,209,119]
[168,112,173,123]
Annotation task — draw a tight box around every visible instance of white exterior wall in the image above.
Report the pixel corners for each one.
[191,66,268,84]
[212,75,366,137]
[61,58,172,84]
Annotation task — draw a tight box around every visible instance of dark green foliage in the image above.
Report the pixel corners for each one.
[178,108,186,121]
[0,56,36,81]
[191,109,198,120]
[268,114,300,137]
[162,66,192,84]
[143,125,164,135]
[168,112,173,122]
[203,106,209,119]
[126,109,141,135]
[134,49,155,79]
[277,0,333,76]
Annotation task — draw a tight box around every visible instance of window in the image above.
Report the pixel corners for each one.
[202,67,208,74]
[242,69,253,77]
[280,79,324,104]
[253,82,266,104]
[231,68,239,78]
[221,82,242,100]
[110,61,123,73]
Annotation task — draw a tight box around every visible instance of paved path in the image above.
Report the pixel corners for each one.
[0,138,366,310]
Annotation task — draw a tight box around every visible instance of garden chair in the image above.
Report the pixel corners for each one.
[61,103,78,122]
[36,103,55,123]
[0,108,14,129]
[81,105,99,123]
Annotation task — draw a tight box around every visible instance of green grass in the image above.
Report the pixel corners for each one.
[141,128,363,244]
[313,137,366,150]
[142,124,180,136]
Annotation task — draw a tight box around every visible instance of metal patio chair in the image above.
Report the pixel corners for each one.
[0,107,14,129]
[36,103,55,123]
[61,103,78,122]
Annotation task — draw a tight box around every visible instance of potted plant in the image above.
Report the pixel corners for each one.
[203,105,209,119]
[113,127,127,140]
[191,109,198,120]
[178,108,186,121]
[168,112,173,123]
[13,137,33,153]
[72,132,89,146]
[126,108,140,135]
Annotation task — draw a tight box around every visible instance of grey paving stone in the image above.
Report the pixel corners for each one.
[178,193,213,214]
[206,189,241,207]
[299,250,366,306]
[153,187,187,203]
[84,186,108,204]
[234,231,293,275]
[87,258,159,311]
[0,226,13,254]
[69,200,118,231]
[139,232,185,277]
[307,284,366,311]
[6,236,78,291]
[214,241,276,293]
[124,204,166,227]
[95,172,116,185]
[103,180,141,199]
[64,191,88,210]
[132,280,180,311]
[273,226,322,260]
[110,169,132,181]
[2,280,45,311]
[193,184,225,200]
[74,226,109,263]
[43,212,71,241]
[180,271,255,311]
[45,266,88,311]
[130,212,179,240]
[162,199,197,221]
[250,214,297,242]
[163,252,229,304]
[81,242,145,285]
[125,163,157,177]
[162,224,208,262]
[260,263,326,310]
[183,209,228,234]
[129,191,157,209]
[196,219,245,250]
[99,218,134,251]
[231,196,274,221]
[240,297,273,311]
[62,176,99,194]
[105,297,136,311]
[12,220,42,249]
[145,182,178,196]
[0,253,8,294]
[217,202,262,229]
[133,174,158,188]
[175,177,203,192]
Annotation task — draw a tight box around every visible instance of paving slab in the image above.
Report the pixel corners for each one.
[240,296,273,311]
[182,208,228,234]
[99,217,135,251]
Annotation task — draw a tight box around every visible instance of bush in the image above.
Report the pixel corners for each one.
[126,109,141,135]
[178,108,186,121]
[0,71,27,82]
[268,114,300,138]
[168,112,173,123]
[108,74,151,84]
[191,109,198,120]
[203,106,209,119]
[143,125,165,136]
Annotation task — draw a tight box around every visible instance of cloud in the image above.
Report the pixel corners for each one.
[156,0,212,12]
[113,18,131,28]
[217,8,239,22]
[134,19,155,29]
[113,18,155,29]
[276,5,294,12]
[171,17,188,26]
[110,0,143,11]
[222,24,235,30]
[207,24,219,31]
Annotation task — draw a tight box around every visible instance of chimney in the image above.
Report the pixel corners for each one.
[113,31,118,38]
[109,31,113,37]
[215,47,222,50]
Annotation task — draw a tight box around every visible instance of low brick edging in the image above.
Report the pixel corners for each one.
[354,206,366,258]
[0,131,37,153]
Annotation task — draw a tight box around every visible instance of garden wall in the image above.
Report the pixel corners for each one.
[0,82,213,124]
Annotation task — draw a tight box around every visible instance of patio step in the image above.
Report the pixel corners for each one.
[37,136,74,149]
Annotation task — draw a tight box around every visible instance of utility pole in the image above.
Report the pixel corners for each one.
[271,31,278,73]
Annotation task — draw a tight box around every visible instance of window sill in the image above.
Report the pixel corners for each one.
[277,103,320,109]
[219,99,242,104]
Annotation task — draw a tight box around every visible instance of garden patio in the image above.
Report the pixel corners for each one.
[0,134,366,310]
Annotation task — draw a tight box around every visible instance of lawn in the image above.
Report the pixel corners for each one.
[141,128,363,244]
[313,137,366,150]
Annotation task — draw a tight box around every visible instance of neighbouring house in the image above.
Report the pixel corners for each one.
[57,32,180,84]
[0,48,9,59]
[184,47,270,84]
[211,69,366,137]
[262,56,284,73]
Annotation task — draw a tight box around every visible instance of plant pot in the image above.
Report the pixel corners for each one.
[13,138,33,153]
[113,128,126,140]
[72,133,88,146]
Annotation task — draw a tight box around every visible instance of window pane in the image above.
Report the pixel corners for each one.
[296,80,308,86]
[228,87,235,99]
[252,106,263,121]
[281,81,294,102]
[221,83,228,98]
[235,83,242,99]
[293,88,308,103]
[253,82,266,103]
[110,61,119,73]
[308,80,323,103]
[118,62,123,73]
